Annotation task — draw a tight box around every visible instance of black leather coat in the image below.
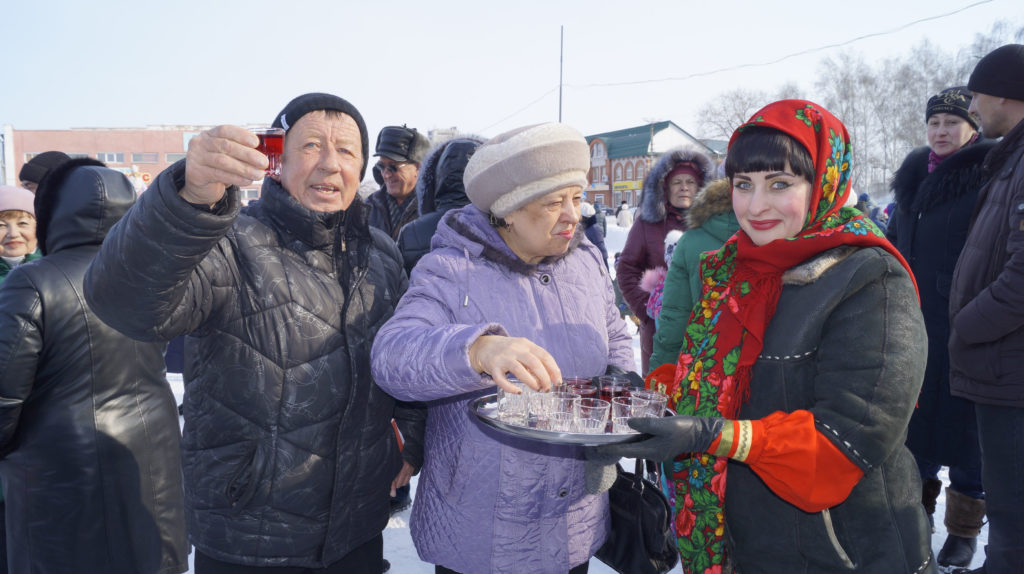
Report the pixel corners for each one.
[725,247,933,573]
[84,162,408,568]
[0,164,188,574]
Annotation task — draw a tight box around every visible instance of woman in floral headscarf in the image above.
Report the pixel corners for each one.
[599,100,934,573]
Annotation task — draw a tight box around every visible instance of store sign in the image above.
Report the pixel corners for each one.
[613,180,641,191]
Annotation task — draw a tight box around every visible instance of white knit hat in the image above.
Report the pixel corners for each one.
[464,123,590,218]
[0,185,35,215]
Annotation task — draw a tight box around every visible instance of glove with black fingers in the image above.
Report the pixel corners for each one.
[600,365,645,389]
[594,415,727,462]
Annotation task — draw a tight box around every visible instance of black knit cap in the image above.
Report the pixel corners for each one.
[968,44,1024,101]
[19,150,71,185]
[374,125,431,164]
[271,92,369,179]
[926,87,977,129]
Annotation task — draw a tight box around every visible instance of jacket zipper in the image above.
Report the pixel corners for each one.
[822,509,855,569]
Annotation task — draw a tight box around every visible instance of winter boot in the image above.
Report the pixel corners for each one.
[922,477,942,533]
[938,487,986,570]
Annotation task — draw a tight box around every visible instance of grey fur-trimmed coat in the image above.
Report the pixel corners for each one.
[726,246,932,573]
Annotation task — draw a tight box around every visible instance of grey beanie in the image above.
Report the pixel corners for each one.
[464,123,590,218]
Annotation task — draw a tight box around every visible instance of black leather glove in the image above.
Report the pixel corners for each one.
[599,366,645,389]
[594,415,727,462]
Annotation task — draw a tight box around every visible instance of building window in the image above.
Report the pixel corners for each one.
[591,141,605,159]
[68,153,89,159]
[614,165,622,181]
[625,163,633,180]
[637,162,645,181]
[97,152,125,163]
[166,153,186,163]
[132,152,159,163]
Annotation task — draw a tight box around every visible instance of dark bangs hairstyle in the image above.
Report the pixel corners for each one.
[724,126,814,182]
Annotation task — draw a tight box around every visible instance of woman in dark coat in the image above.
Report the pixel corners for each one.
[0,159,188,574]
[601,100,932,574]
[887,86,993,570]
[617,147,714,373]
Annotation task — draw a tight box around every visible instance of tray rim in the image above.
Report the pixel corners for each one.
[469,393,646,446]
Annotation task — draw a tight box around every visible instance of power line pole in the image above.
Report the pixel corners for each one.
[559,26,564,123]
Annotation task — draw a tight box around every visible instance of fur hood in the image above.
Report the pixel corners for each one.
[890,139,996,214]
[685,177,732,229]
[416,135,487,217]
[639,146,715,223]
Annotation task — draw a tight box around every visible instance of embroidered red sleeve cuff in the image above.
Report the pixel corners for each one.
[707,410,863,512]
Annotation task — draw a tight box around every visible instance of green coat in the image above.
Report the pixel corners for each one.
[649,178,739,371]
[0,249,41,283]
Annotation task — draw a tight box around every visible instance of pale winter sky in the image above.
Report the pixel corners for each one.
[1,0,1019,142]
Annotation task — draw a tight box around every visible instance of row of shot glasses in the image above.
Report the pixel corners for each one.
[495,375,669,434]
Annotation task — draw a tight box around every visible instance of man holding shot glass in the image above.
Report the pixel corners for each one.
[84,93,407,574]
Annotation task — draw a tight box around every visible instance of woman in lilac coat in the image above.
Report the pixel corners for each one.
[372,123,634,574]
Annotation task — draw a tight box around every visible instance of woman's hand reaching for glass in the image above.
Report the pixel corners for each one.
[468,335,562,393]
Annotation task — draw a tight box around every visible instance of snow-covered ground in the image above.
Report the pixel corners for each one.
[169,218,986,573]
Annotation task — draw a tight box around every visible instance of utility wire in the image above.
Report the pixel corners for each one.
[474,0,995,132]
[474,87,560,134]
[573,0,994,88]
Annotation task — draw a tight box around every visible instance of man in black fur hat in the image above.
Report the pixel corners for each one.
[366,125,431,239]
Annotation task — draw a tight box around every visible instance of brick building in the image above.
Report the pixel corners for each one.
[585,121,719,210]
[2,124,267,201]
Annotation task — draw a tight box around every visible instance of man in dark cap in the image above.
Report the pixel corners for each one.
[84,93,407,574]
[366,125,431,239]
[18,150,71,193]
[948,44,1024,574]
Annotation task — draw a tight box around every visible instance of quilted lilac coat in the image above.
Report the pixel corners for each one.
[371,205,634,573]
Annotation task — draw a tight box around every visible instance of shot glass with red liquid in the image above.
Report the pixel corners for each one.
[596,374,631,404]
[560,377,597,399]
[251,127,285,178]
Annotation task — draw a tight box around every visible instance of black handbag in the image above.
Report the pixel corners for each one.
[595,458,679,574]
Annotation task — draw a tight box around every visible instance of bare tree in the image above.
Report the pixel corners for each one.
[693,19,1024,198]
[696,88,775,140]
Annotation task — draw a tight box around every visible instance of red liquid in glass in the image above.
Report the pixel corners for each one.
[256,132,284,177]
[567,384,597,398]
[599,385,630,403]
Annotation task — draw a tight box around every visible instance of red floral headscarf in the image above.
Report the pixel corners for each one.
[653,100,916,573]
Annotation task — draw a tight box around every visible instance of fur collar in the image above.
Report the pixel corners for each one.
[781,246,859,286]
[685,177,732,229]
[445,208,584,275]
[639,147,715,223]
[891,139,996,214]
[415,135,486,216]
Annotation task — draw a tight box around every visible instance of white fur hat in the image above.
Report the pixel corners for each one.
[464,123,590,218]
